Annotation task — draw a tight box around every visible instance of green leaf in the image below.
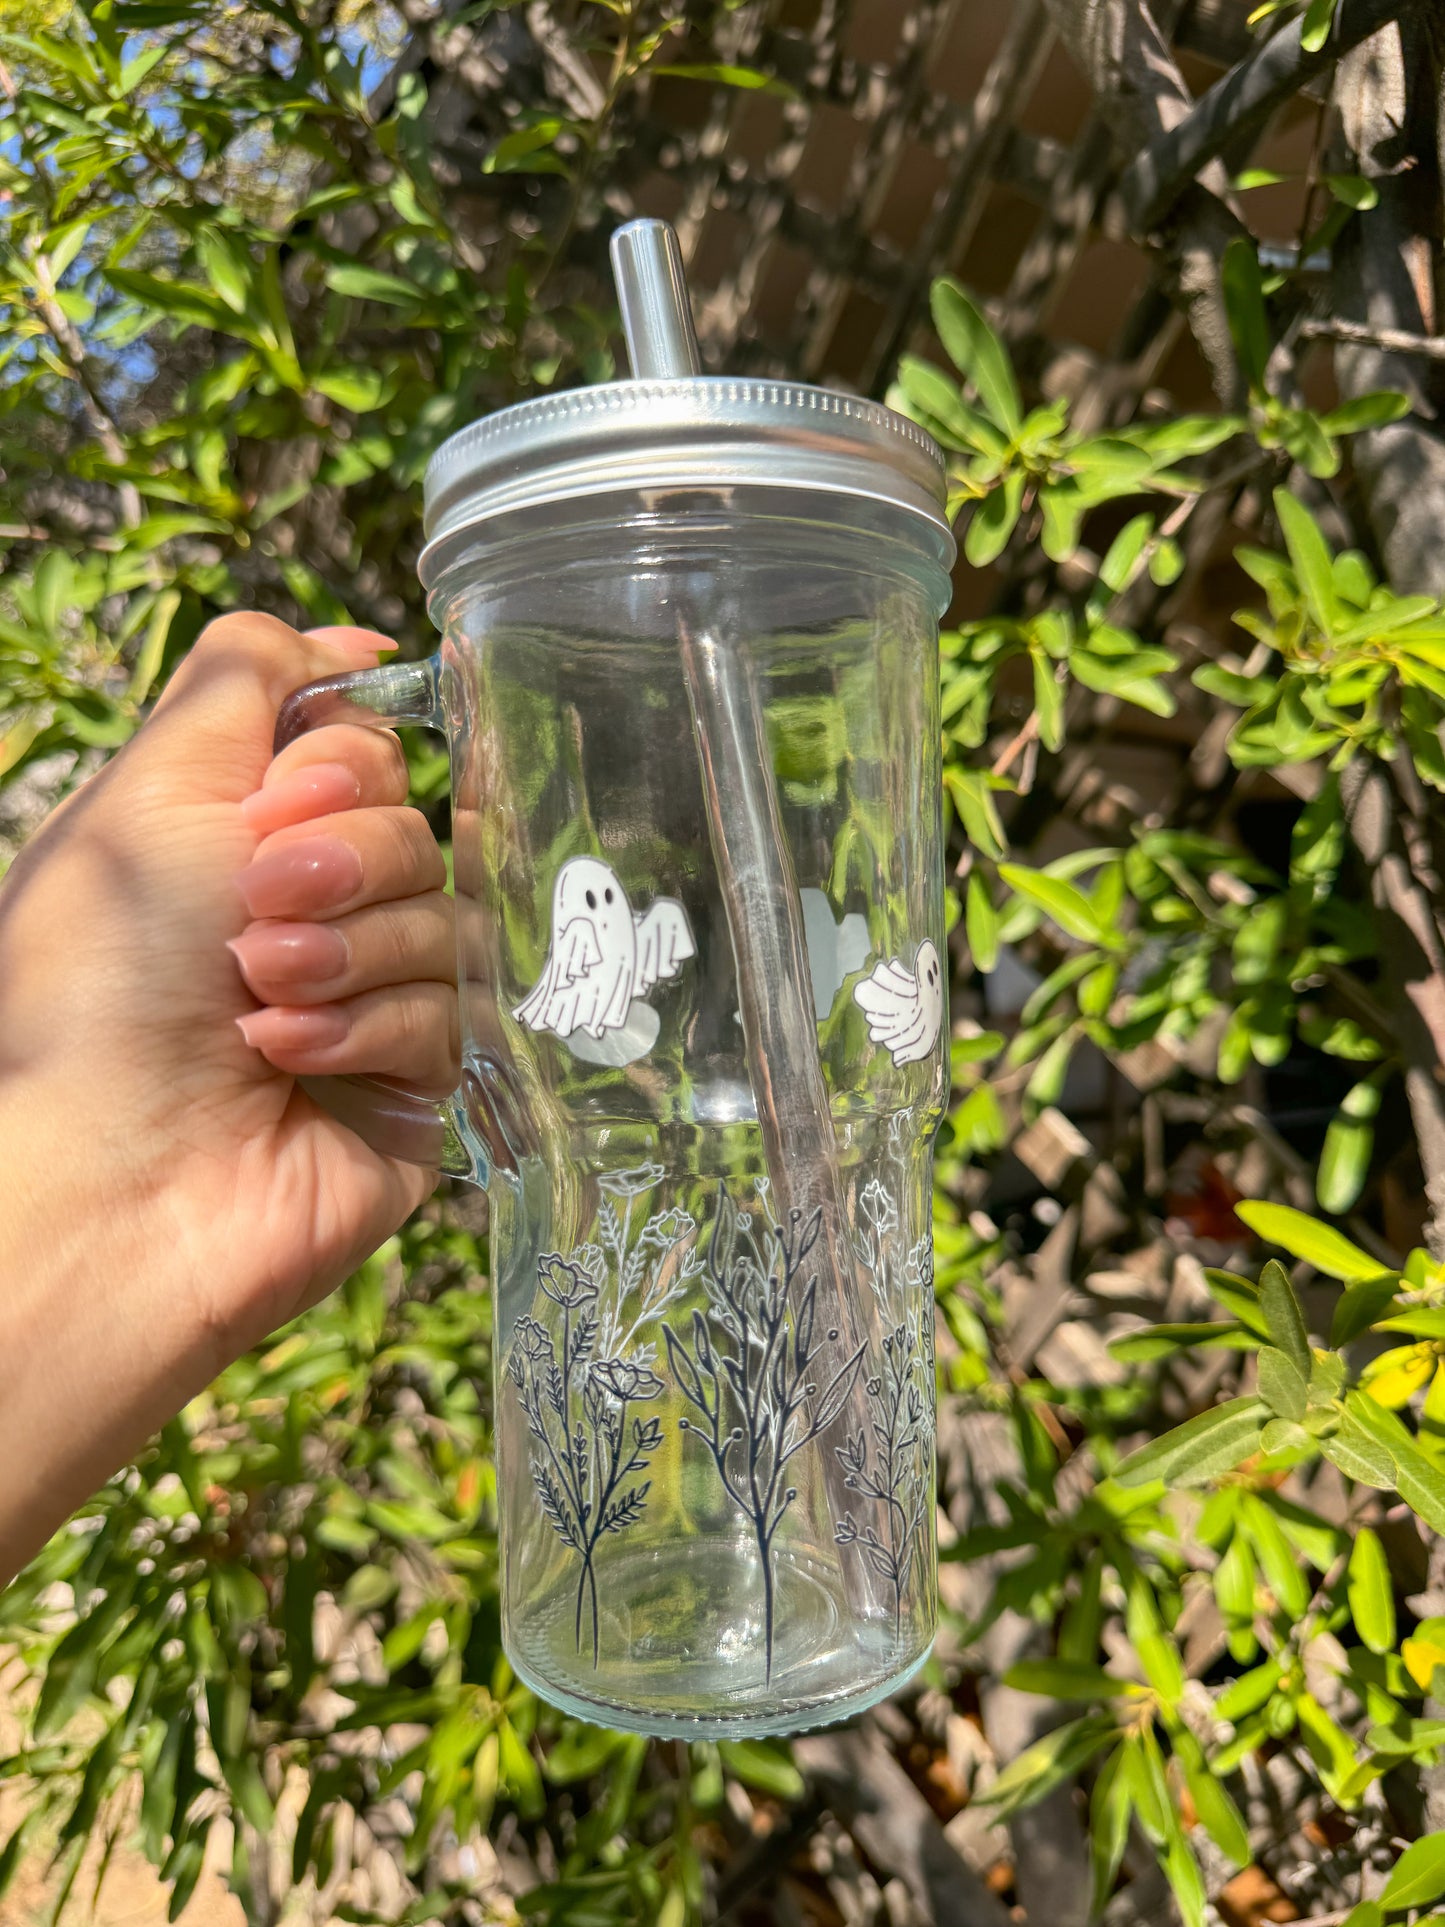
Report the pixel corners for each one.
[1114,1397,1268,1488]
[325,262,423,306]
[654,62,797,97]
[1098,513,1153,594]
[1222,237,1271,389]
[946,767,1007,859]
[1332,1275,1404,1345]
[1380,1833,1445,1911]
[545,1721,626,1784]
[106,268,242,334]
[1004,1660,1130,1701]
[1241,1493,1310,1619]
[1319,389,1409,434]
[1317,1075,1383,1215]
[1039,484,1084,561]
[1273,488,1340,633]
[1233,167,1291,189]
[998,864,1101,944]
[1176,1732,1249,1865]
[1109,1322,1256,1362]
[1342,1906,1383,1927]
[964,471,1024,567]
[1258,1261,1311,1375]
[1235,1201,1387,1281]
[1031,646,1063,751]
[1300,0,1339,52]
[1218,1661,1282,1721]
[1256,1345,1308,1421]
[717,1739,804,1801]
[975,1714,1119,1818]
[1089,1745,1131,1918]
[931,279,1021,433]
[1319,1407,1396,1488]
[896,356,1006,455]
[1347,1528,1395,1656]
[196,227,252,315]
[165,1838,205,1922]
[1347,1392,1445,1531]
[1205,1271,1271,1338]
[965,871,999,972]
[313,365,390,411]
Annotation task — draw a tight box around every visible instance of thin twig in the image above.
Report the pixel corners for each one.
[990,711,1038,779]
[1298,314,1445,361]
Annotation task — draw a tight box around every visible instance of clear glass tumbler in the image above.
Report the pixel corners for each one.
[276,222,955,1737]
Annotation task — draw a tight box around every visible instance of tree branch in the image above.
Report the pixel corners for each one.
[1037,0,1248,404]
[1116,0,1417,231]
[1298,313,1445,360]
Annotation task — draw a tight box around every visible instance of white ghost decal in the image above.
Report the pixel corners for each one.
[853,939,945,1066]
[513,856,696,1048]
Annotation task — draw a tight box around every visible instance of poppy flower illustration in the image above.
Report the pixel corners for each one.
[590,1357,665,1402]
[515,1314,556,1363]
[598,1162,666,1199]
[538,1254,599,1309]
[905,1236,935,1291]
[858,1178,898,1237]
[638,1207,695,1254]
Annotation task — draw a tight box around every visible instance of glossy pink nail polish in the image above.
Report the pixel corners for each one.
[304,626,402,653]
[236,837,362,919]
[240,763,360,834]
[227,922,349,988]
[236,1005,351,1053]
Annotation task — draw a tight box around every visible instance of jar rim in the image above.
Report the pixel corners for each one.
[419,376,952,588]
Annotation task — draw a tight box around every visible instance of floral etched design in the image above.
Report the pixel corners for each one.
[508,1163,696,1665]
[834,1312,930,1638]
[511,1257,668,1663]
[665,1190,865,1680]
[834,1181,935,1637]
[594,1166,702,1358]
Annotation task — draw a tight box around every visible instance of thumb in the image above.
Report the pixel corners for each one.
[145,614,399,802]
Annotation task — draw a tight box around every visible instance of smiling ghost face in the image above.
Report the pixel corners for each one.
[914,939,944,1051]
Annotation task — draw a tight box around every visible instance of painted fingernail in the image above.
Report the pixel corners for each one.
[236,837,362,918]
[227,922,349,988]
[240,763,360,834]
[236,1005,351,1053]
[304,626,401,653]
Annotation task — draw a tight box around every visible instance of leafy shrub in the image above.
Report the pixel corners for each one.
[5,3,1445,1924]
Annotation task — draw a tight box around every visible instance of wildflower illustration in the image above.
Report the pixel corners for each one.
[594,1162,703,1356]
[834,1310,931,1638]
[831,1177,934,1636]
[665,1190,866,1679]
[509,1253,664,1664]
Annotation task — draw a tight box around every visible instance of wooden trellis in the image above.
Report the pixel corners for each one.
[617,0,1307,407]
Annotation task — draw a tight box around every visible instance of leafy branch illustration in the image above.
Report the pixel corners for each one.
[665,1191,865,1680]
[835,1313,930,1638]
[508,1255,663,1665]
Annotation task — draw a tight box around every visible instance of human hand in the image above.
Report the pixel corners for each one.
[0,613,455,1575]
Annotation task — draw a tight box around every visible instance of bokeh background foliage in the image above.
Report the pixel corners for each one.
[5,0,1445,1922]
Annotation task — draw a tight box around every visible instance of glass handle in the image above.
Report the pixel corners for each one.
[272,655,489,1185]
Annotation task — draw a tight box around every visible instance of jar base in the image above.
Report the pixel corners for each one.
[503,1534,934,1739]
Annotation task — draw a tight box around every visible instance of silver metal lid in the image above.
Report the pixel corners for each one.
[418,219,951,585]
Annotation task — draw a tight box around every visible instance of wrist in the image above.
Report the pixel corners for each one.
[0,1080,212,1581]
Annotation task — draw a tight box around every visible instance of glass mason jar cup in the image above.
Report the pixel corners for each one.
[278,225,955,1737]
